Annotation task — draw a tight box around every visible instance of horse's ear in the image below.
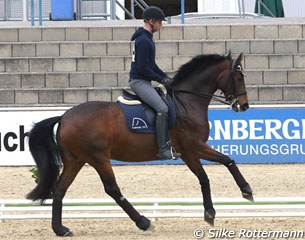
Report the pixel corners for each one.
[234,52,243,67]
[227,50,232,58]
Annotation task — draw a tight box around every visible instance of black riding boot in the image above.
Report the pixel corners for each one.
[156,112,181,160]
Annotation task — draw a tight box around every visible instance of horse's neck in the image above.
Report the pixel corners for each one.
[174,65,226,124]
[174,84,211,126]
[178,70,218,102]
[175,97,209,132]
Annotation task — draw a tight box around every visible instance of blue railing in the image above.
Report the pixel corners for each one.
[28,0,184,25]
[30,0,43,26]
[180,0,184,23]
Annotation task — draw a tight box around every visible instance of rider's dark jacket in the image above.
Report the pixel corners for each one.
[129,27,166,83]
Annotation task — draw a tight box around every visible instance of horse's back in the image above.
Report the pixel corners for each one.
[64,101,118,118]
[57,101,158,162]
[60,100,121,131]
[58,101,121,151]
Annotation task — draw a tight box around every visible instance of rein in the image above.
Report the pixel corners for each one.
[170,89,230,126]
[173,89,230,105]
[170,58,246,124]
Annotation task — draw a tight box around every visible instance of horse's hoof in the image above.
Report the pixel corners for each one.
[204,209,215,226]
[63,231,74,237]
[243,192,254,202]
[136,215,151,231]
[146,223,155,231]
[241,184,254,202]
[205,217,214,226]
[54,226,73,237]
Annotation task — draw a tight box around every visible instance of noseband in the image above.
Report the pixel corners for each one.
[225,58,247,105]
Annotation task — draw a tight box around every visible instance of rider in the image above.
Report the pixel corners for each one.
[129,6,181,160]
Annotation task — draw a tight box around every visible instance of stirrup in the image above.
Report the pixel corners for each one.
[158,142,181,160]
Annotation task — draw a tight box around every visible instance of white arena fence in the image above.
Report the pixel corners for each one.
[1,197,305,222]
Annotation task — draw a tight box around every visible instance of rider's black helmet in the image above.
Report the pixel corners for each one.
[142,6,166,21]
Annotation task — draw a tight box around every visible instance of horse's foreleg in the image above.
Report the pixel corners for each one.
[226,160,253,201]
[198,143,253,201]
[184,158,215,226]
[93,161,151,231]
[52,162,84,236]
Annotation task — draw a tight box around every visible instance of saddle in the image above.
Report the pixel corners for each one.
[117,87,176,133]
[119,86,166,103]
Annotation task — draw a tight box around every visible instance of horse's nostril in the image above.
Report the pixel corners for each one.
[243,103,249,110]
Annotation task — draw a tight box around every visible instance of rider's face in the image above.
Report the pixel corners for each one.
[151,19,163,32]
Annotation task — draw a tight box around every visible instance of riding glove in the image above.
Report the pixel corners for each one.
[161,77,174,87]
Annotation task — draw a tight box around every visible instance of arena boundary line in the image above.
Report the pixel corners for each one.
[1,197,305,221]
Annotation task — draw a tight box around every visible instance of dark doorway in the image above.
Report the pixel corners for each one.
[125,0,198,19]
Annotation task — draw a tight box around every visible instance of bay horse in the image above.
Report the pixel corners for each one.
[27,52,253,236]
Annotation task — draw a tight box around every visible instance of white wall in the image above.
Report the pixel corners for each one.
[198,0,241,13]
[282,0,305,17]
[198,0,305,17]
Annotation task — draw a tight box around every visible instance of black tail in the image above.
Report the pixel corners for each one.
[26,116,62,202]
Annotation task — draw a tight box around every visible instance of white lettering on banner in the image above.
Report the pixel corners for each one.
[213,120,230,140]
[211,144,305,156]
[209,118,305,140]
[249,119,264,140]
[232,120,248,140]
[283,119,300,139]
[303,119,305,138]
[265,119,282,139]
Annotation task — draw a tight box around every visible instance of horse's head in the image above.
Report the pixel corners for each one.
[171,53,249,113]
[222,53,249,112]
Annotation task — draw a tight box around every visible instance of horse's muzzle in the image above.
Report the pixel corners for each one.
[232,101,249,112]
[241,103,249,111]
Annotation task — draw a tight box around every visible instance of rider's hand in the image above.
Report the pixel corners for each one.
[161,77,174,87]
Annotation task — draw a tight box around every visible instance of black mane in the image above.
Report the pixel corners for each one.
[173,54,231,84]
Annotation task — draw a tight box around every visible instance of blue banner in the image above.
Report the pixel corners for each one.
[112,107,305,165]
[4,106,303,166]
[207,107,305,164]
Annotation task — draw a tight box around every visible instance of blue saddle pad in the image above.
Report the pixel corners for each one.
[119,95,176,133]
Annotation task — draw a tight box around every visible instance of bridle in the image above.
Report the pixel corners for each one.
[224,58,247,106]
[171,58,247,120]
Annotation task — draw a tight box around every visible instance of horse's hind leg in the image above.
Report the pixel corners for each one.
[52,160,84,236]
[184,157,215,226]
[92,159,151,231]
